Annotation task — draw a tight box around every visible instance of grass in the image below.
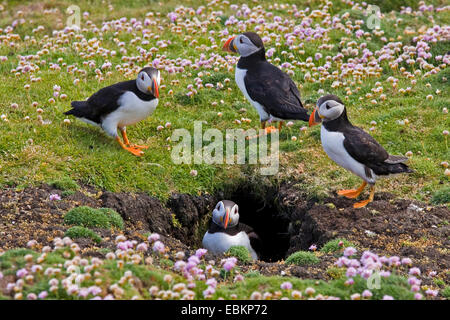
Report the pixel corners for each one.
[0,0,447,203]
[321,238,357,254]
[64,226,102,243]
[63,206,124,230]
[285,251,320,266]
[226,246,251,263]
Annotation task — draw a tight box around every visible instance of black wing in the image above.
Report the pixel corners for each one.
[343,126,389,167]
[244,62,309,121]
[237,223,262,257]
[83,81,136,121]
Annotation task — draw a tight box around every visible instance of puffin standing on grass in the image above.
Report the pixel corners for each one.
[202,200,261,260]
[222,32,309,134]
[65,67,160,156]
[309,94,413,208]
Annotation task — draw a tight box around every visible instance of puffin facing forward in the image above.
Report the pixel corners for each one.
[202,200,261,260]
[309,94,413,208]
[65,67,160,156]
[222,32,309,134]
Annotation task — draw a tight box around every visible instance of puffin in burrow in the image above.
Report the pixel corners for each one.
[222,32,309,134]
[309,94,413,208]
[202,200,261,260]
[64,67,160,156]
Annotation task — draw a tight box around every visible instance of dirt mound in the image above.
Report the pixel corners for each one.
[0,182,448,284]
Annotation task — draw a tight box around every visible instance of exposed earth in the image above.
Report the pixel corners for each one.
[0,180,448,287]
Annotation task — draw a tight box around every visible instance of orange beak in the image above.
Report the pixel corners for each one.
[222,36,236,53]
[223,208,230,229]
[309,108,322,127]
[153,78,159,98]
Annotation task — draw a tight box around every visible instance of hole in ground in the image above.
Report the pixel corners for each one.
[227,187,290,262]
[168,178,317,262]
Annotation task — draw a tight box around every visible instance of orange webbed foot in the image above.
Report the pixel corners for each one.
[130,144,149,150]
[337,189,361,199]
[124,146,145,156]
[353,199,372,208]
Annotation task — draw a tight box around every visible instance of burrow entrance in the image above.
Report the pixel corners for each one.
[165,178,317,262]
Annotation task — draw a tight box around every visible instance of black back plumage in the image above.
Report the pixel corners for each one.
[65,73,156,124]
[237,34,309,122]
[323,102,412,176]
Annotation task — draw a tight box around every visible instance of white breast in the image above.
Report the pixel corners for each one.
[235,67,270,122]
[321,126,377,184]
[101,92,158,137]
[202,231,258,260]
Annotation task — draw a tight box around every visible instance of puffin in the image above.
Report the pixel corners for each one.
[222,32,309,134]
[202,200,261,260]
[309,94,413,208]
[64,67,160,156]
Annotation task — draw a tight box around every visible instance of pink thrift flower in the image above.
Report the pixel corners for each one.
[148,233,160,242]
[195,248,207,258]
[362,290,372,298]
[409,267,421,276]
[343,247,357,257]
[49,194,61,201]
[280,282,293,290]
[152,241,165,253]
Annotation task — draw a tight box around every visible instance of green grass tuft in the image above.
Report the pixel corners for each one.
[321,238,357,253]
[63,206,124,230]
[431,187,450,205]
[48,177,80,192]
[226,246,252,263]
[97,208,124,230]
[285,251,320,266]
[65,226,102,243]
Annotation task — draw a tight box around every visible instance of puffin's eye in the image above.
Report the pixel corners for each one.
[141,75,145,81]
[326,104,331,110]
[240,38,243,44]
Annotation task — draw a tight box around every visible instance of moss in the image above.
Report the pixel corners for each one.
[63,206,124,230]
[244,270,261,278]
[321,238,357,253]
[226,246,252,263]
[49,177,80,192]
[97,208,124,230]
[442,286,450,299]
[285,251,320,266]
[65,226,102,243]
[431,187,450,205]
[64,206,110,229]
[327,267,346,279]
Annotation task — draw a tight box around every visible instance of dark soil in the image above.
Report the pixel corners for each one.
[0,181,448,287]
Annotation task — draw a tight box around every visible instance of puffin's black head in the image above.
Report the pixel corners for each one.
[211,200,239,229]
[222,32,264,57]
[309,94,345,126]
[136,67,160,98]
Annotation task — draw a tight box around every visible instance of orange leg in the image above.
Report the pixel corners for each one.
[353,185,375,208]
[278,121,284,132]
[120,128,148,150]
[115,136,144,156]
[338,181,367,199]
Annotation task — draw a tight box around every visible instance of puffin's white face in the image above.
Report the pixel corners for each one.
[317,100,345,121]
[136,68,160,97]
[212,200,239,229]
[234,34,261,57]
[223,34,262,57]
